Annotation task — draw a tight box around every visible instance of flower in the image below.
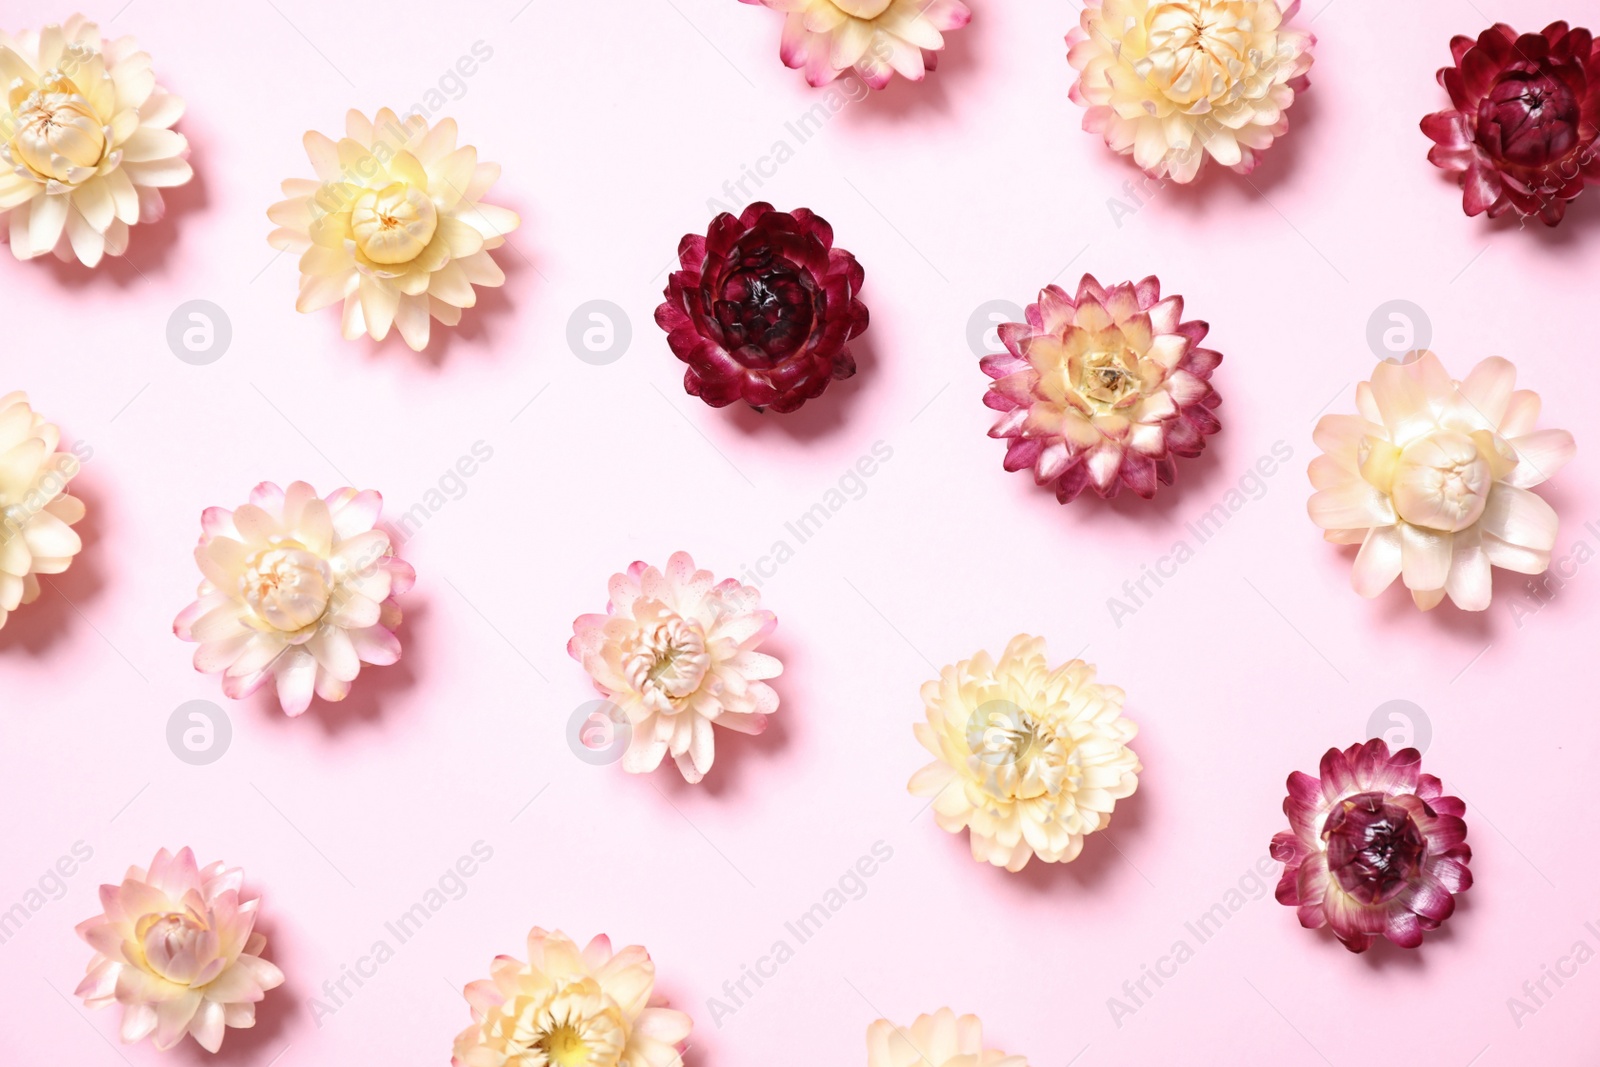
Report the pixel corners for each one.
[1271,739,1472,953]
[738,0,971,89]
[569,552,779,783]
[267,109,519,351]
[452,927,692,1067]
[1422,22,1600,226]
[173,481,415,716]
[908,635,1140,872]
[0,391,83,630]
[867,1009,1029,1067]
[1308,351,1575,611]
[982,275,1221,502]
[74,847,284,1052]
[0,14,191,266]
[1066,0,1314,182]
[656,202,867,413]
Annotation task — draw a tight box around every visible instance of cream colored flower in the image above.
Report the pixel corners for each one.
[1067,0,1314,182]
[740,0,972,89]
[267,109,518,352]
[0,391,83,630]
[173,481,415,716]
[74,847,284,1053]
[867,1009,1029,1067]
[0,14,191,265]
[569,552,781,784]
[453,928,692,1067]
[909,635,1140,872]
[1308,351,1576,611]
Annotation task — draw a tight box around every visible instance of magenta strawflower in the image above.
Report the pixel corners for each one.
[656,202,867,414]
[1422,21,1600,225]
[1271,739,1472,953]
[981,275,1221,503]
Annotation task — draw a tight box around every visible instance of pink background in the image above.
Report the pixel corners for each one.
[3,0,1599,1063]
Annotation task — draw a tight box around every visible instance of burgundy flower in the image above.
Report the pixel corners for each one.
[981,275,1221,503]
[1271,739,1472,953]
[656,203,868,414]
[1422,21,1600,225]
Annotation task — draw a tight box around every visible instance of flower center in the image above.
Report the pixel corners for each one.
[502,984,628,1067]
[10,74,106,185]
[350,182,439,265]
[134,911,209,985]
[715,258,815,367]
[242,547,332,632]
[1481,70,1580,168]
[1144,1,1249,103]
[1387,430,1494,532]
[1322,791,1427,905]
[1078,348,1141,407]
[626,615,709,703]
[833,0,894,18]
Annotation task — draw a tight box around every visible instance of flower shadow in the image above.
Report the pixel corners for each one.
[845,2,983,123]
[724,328,878,443]
[167,915,298,1065]
[31,145,211,289]
[0,478,107,657]
[654,633,796,800]
[1001,780,1151,894]
[251,598,428,736]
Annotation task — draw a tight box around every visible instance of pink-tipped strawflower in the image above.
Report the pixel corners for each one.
[982,275,1221,503]
[74,848,284,1053]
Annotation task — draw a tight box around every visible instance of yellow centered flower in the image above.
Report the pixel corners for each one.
[12,78,107,182]
[350,182,438,265]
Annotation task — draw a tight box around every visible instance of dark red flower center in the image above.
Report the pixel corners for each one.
[1480,68,1581,167]
[1323,792,1426,905]
[712,246,817,369]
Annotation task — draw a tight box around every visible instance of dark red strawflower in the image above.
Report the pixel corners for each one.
[1271,739,1472,953]
[656,203,867,414]
[1422,21,1600,225]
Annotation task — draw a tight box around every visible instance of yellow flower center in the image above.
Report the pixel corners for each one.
[834,0,894,19]
[1078,349,1141,407]
[498,982,629,1067]
[242,546,332,632]
[1386,431,1495,532]
[350,182,438,265]
[1144,1,1251,105]
[11,74,106,184]
[541,1023,590,1066]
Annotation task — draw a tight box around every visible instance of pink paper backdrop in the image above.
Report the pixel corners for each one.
[2,1,1598,1063]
